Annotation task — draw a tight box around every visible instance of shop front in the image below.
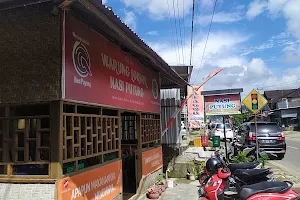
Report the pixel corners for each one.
[0,1,185,199]
[56,11,162,200]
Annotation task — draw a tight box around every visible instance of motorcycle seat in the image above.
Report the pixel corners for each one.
[239,181,289,200]
[228,161,260,172]
[233,168,270,180]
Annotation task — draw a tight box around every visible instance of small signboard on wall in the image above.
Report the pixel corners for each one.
[57,160,122,200]
[141,146,163,177]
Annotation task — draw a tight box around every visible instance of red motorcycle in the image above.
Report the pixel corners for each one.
[203,168,300,200]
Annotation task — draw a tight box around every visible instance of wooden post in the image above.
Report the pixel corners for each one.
[50,101,63,179]
[118,110,121,159]
[136,112,143,188]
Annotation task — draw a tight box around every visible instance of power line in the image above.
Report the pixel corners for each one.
[172,0,182,63]
[189,0,195,66]
[176,0,185,64]
[191,0,218,84]
[257,80,300,90]
[182,0,186,64]
[167,0,180,64]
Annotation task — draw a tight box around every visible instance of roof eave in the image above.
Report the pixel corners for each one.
[74,0,188,88]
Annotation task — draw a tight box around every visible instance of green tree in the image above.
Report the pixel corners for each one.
[232,112,251,126]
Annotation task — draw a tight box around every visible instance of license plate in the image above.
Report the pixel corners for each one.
[260,140,276,144]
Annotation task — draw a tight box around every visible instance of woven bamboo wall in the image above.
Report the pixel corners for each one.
[0,2,62,104]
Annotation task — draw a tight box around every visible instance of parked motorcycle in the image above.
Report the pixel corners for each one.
[199,150,262,186]
[199,151,273,193]
[203,167,299,200]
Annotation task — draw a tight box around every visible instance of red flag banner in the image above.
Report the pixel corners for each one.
[161,68,225,138]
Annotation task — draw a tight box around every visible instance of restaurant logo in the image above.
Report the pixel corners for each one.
[152,79,158,99]
[72,40,92,78]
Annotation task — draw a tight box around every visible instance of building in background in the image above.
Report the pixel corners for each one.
[161,65,192,171]
[264,88,300,129]
[187,86,205,130]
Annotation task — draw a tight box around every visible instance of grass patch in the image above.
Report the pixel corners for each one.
[276,176,284,182]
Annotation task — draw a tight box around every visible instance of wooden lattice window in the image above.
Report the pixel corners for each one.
[62,103,120,174]
[141,113,160,148]
[121,114,137,140]
[0,104,50,176]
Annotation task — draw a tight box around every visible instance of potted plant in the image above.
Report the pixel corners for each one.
[147,187,160,199]
[188,166,197,181]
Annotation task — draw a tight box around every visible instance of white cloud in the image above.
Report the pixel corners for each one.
[246,0,300,39]
[121,0,194,20]
[246,0,267,20]
[124,10,137,30]
[146,31,159,36]
[282,40,300,63]
[197,11,243,26]
[147,30,300,96]
[102,0,107,4]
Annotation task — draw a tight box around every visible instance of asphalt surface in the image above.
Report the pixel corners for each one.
[271,136,300,176]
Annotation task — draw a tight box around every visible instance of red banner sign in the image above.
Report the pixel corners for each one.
[142,146,163,177]
[187,86,204,128]
[63,12,160,113]
[57,160,122,200]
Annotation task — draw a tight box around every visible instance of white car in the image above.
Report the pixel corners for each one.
[210,123,234,140]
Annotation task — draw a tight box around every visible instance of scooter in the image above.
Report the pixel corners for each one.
[199,151,270,186]
[203,168,299,200]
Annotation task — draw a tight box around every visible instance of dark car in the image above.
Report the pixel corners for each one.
[236,122,286,160]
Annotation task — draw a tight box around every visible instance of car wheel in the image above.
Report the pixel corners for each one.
[276,153,285,160]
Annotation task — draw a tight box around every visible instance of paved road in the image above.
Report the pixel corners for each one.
[271,136,300,176]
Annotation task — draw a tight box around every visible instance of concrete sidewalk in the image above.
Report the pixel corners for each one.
[160,180,200,200]
[284,130,300,136]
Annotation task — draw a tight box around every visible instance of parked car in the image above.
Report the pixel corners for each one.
[209,123,234,140]
[236,122,286,160]
[180,121,187,139]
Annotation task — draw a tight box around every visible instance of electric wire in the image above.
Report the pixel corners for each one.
[191,0,218,85]
[189,0,195,66]
[167,0,180,64]
[172,0,182,63]
[257,80,300,90]
[176,0,185,64]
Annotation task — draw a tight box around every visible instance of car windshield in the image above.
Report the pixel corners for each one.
[216,123,231,129]
[250,123,281,134]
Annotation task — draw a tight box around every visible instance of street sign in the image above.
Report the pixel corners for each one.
[242,89,268,114]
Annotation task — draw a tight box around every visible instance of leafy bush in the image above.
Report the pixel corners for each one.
[258,153,269,167]
[231,151,251,163]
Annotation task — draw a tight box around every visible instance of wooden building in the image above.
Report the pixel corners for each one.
[0,0,187,199]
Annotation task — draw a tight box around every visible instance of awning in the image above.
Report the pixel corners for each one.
[281,113,297,118]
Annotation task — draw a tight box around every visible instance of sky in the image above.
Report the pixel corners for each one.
[103,0,300,97]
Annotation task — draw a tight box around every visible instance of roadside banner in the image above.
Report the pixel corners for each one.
[161,68,225,138]
[187,86,204,129]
